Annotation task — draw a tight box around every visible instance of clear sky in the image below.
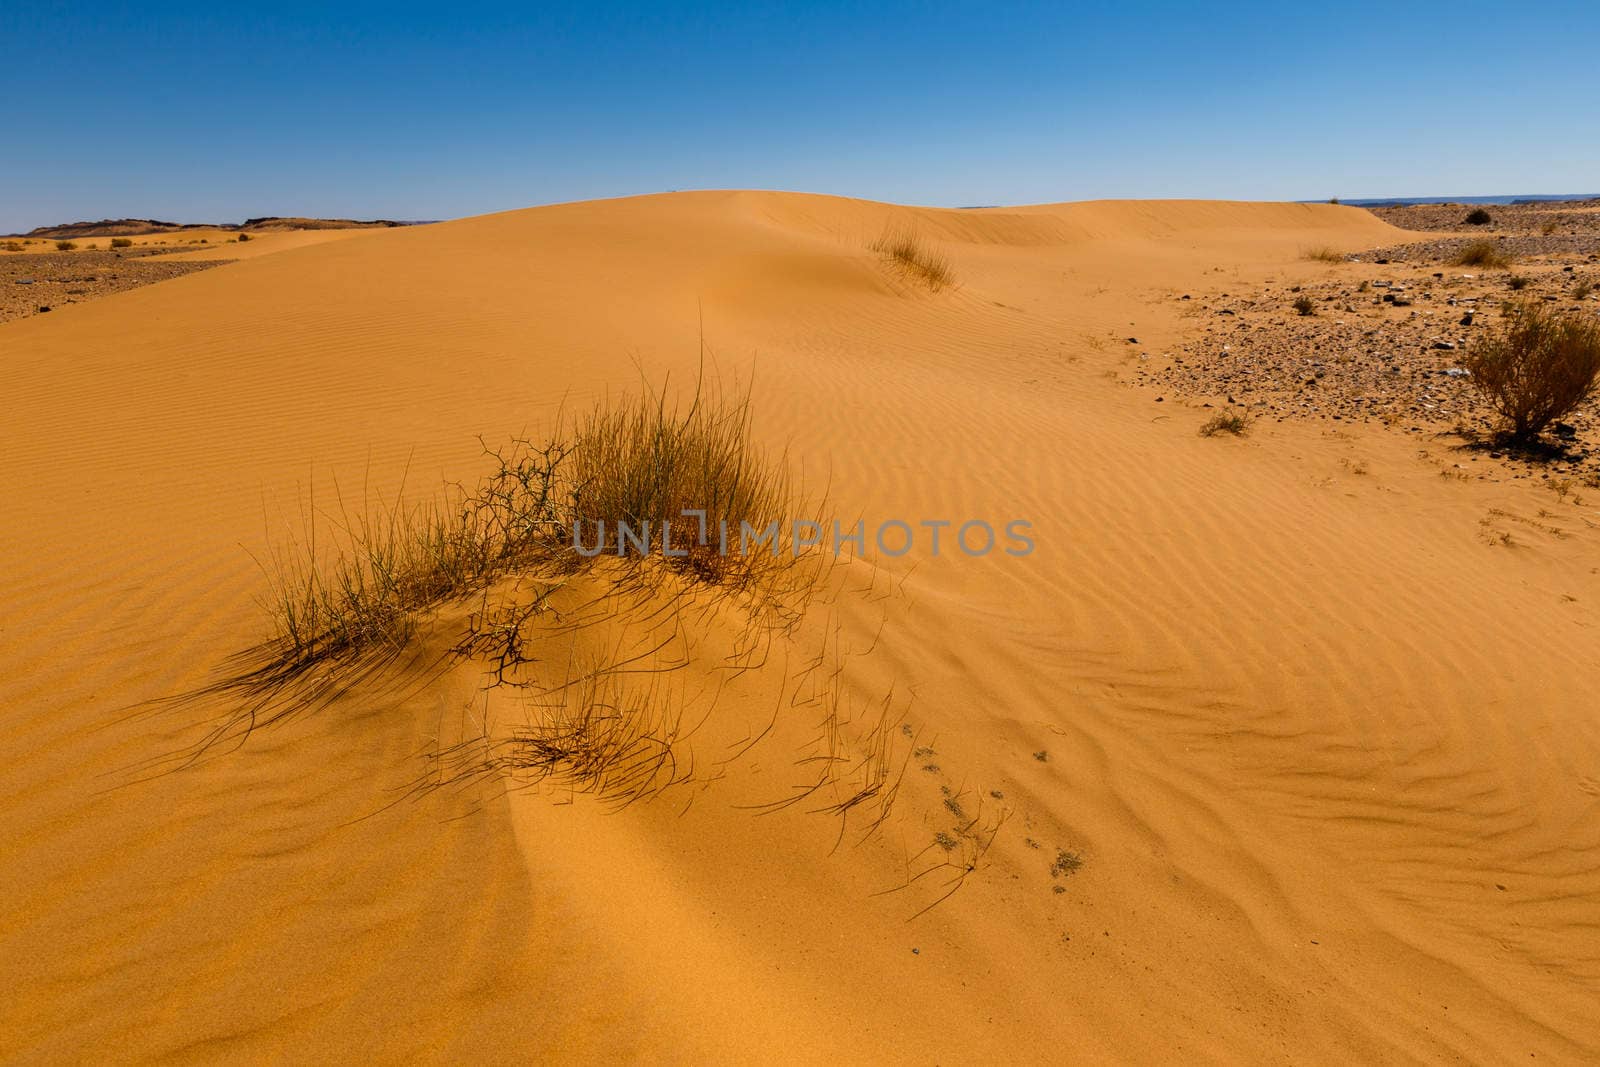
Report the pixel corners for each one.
[3,1,1597,233]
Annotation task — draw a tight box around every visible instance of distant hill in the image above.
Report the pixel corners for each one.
[12,217,432,238]
[1316,194,1600,208]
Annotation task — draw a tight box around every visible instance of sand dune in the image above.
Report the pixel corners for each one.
[3,191,1597,1061]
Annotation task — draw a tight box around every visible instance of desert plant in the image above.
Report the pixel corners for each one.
[2,240,22,252]
[1464,208,1493,226]
[1575,281,1594,301]
[55,240,77,251]
[1465,302,1600,441]
[871,225,954,289]
[238,233,251,242]
[1542,220,1560,235]
[260,382,809,676]
[1293,295,1316,316]
[1328,196,1340,205]
[110,237,133,248]
[1303,246,1345,263]
[1451,240,1511,269]
[1199,409,1250,437]
[1508,275,1530,291]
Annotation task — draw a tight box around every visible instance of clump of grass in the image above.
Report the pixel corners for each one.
[55,240,77,251]
[1450,240,1512,269]
[261,380,809,679]
[1465,302,1600,442]
[110,237,133,248]
[1464,208,1493,226]
[1303,246,1345,263]
[1199,409,1250,437]
[238,233,251,242]
[1293,295,1316,316]
[871,225,954,289]
[1575,281,1593,301]
[1541,220,1560,236]
[570,381,802,590]
[1508,275,1531,291]
[2,240,22,253]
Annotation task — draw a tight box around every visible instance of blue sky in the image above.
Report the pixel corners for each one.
[2,1,1597,232]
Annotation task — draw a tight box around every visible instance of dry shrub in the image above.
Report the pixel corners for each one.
[110,237,133,248]
[1451,240,1512,269]
[1575,281,1594,301]
[1302,246,1345,263]
[1508,275,1530,291]
[1199,409,1250,436]
[1464,208,1493,226]
[262,447,566,673]
[871,225,954,289]
[1466,302,1600,441]
[1293,295,1316,316]
[1,240,22,252]
[55,240,77,251]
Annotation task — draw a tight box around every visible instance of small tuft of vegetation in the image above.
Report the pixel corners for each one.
[871,225,954,290]
[2,240,22,253]
[1050,849,1083,878]
[1464,208,1493,226]
[1465,302,1600,442]
[238,233,251,242]
[1199,409,1250,437]
[1507,275,1531,291]
[1293,295,1316,316]
[1541,220,1560,235]
[1303,246,1345,263]
[1450,240,1512,269]
[1575,281,1594,301]
[110,237,133,248]
[55,240,77,251]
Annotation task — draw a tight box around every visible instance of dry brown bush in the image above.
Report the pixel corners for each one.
[1466,303,1600,441]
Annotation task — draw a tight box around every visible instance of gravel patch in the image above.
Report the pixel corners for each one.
[1134,260,1600,474]
[0,248,229,324]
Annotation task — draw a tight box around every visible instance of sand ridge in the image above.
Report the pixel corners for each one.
[1,190,1597,1061]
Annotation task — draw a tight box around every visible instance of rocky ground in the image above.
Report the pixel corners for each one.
[1368,198,1600,233]
[0,246,227,324]
[1359,198,1600,264]
[1135,207,1600,480]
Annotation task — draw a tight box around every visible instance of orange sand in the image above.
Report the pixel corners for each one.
[2,192,1597,1061]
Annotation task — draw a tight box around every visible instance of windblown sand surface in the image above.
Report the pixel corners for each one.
[3,191,1598,1062]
